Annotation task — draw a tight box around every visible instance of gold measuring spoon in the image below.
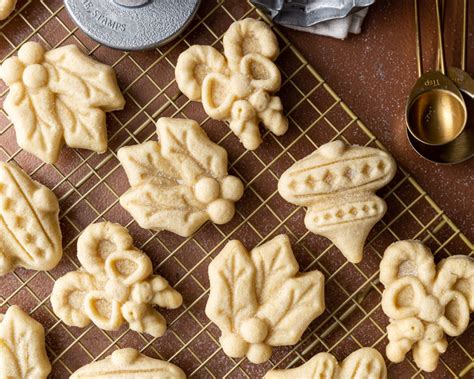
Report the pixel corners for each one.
[408,0,473,163]
[406,0,467,146]
[446,0,474,98]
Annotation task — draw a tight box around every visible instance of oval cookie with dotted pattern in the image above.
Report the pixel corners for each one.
[278,140,396,263]
[0,162,62,274]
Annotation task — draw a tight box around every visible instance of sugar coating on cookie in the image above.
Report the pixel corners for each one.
[0,162,62,274]
[380,240,474,372]
[0,0,16,20]
[264,347,387,378]
[70,348,186,378]
[0,305,52,378]
[206,234,325,364]
[118,117,244,237]
[176,18,288,150]
[0,41,125,163]
[278,140,396,263]
[51,222,182,337]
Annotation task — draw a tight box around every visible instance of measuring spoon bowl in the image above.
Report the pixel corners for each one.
[406,71,467,146]
[447,67,474,99]
[407,89,473,164]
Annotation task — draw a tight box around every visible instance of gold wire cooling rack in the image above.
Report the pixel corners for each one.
[0,1,473,378]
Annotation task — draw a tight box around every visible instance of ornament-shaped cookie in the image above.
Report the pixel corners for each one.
[380,240,474,372]
[118,117,244,237]
[51,222,182,338]
[0,42,125,163]
[264,347,386,378]
[0,305,52,379]
[278,140,396,263]
[176,18,288,150]
[0,0,16,20]
[206,235,325,364]
[0,162,62,274]
[71,348,186,379]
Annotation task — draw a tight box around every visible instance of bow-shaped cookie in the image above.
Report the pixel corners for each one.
[176,18,288,150]
[51,222,182,337]
[380,240,474,372]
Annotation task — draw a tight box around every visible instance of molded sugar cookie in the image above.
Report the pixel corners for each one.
[0,162,62,274]
[380,240,474,372]
[0,305,52,379]
[118,117,244,237]
[206,235,325,364]
[51,222,182,337]
[0,41,125,163]
[71,348,186,379]
[0,0,16,20]
[278,140,396,263]
[264,347,387,379]
[175,18,288,150]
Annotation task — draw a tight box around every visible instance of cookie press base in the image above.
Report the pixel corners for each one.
[64,0,200,50]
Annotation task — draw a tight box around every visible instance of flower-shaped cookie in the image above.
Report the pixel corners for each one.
[0,305,52,379]
[118,117,244,237]
[176,18,288,150]
[279,140,396,263]
[206,235,325,364]
[51,222,182,337]
[71,348,186,379]
[0,162,62,274]
[380,240,474,372]
[0,0,15,20]
[0,42,125,163]
[264,347,386,378]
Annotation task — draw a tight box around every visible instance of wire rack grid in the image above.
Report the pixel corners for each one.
[0,0,472,378]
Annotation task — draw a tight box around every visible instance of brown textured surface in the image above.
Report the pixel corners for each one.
[0,1,473,378]
[282,0,474,241]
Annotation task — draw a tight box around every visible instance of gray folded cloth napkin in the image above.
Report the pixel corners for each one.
[252,0,374,39]
[284,7,369,39]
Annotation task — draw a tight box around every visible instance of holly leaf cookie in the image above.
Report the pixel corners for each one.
[0,305,52,379]
[118,117,244,237]
[206,235,325,363]
[0,42,125,163]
